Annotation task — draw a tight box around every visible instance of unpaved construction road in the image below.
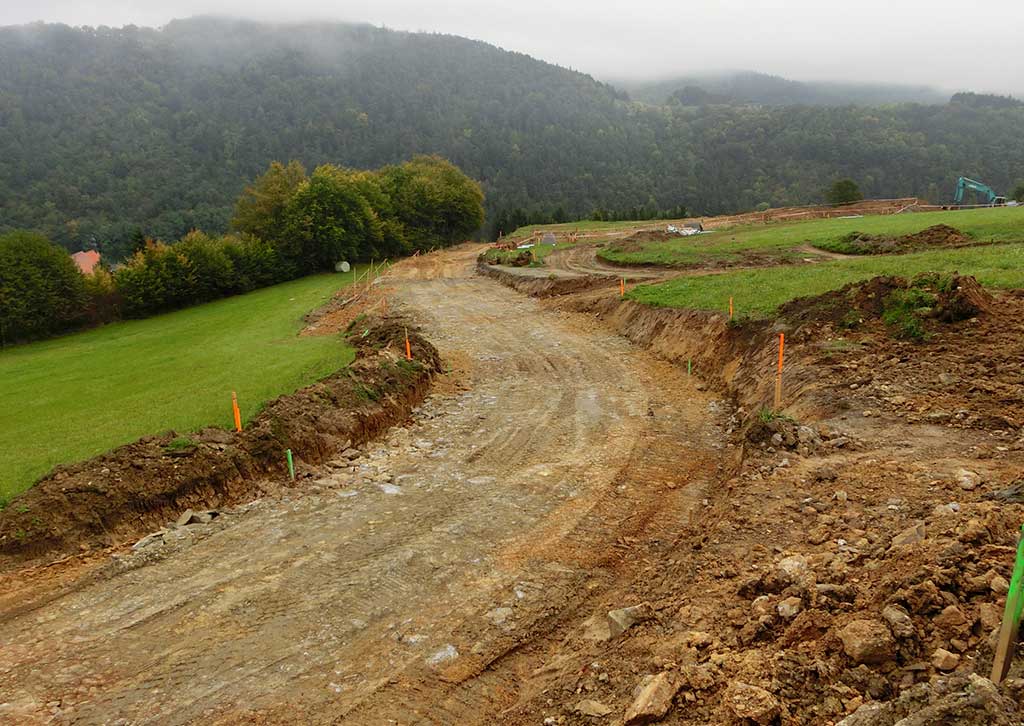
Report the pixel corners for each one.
[0,246,731,724]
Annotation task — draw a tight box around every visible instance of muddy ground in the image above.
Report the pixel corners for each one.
[2,245,1024,725]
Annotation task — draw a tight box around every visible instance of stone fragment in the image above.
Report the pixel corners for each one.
[891,522,926,548]
[839,619,896,665]
[882,604,915,639]
[574,699,612,717]
[931,648,960,671]
[956,468,980,491]
[991,574,1010,595]
[777,596,803,619]
[607,602,654,639]
[175,509,194,527]
[623,672,679,725]
[933,604,967,630]
[777,555,809,583]
[724,682,781,725]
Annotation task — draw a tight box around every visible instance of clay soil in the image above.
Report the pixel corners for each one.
[3,245,1024,725]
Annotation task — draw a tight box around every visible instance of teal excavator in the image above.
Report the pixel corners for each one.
[953,176,1007,206]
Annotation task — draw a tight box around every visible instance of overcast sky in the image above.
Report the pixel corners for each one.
[1,1,1021,93]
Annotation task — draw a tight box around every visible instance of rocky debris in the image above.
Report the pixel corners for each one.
[574,699,612,717]
[933,604,967,630]
[174,509,218,526]
[724,682,781,725]
[425,644,458,667]
[838,620,896,665]
[931,648,960,671]
[622,672,679,725]
[890,522,926,548]
[606,602,655,639]
[881,604,915,639]
[777,554,810,583]
[838,673,1015,726]
[957,468,981,491]
[777,596,803,619]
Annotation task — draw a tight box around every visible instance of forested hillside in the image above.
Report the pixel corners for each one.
[619,71,950,106]
[1,17,1023,258]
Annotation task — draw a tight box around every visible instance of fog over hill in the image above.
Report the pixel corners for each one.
[0,17,1022,256]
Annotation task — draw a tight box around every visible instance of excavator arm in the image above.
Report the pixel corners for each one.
[954,176,1003,205]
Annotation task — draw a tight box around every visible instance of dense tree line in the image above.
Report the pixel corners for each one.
[1,18,1023,256]
[623,71,950,106]
[0,155,483,340]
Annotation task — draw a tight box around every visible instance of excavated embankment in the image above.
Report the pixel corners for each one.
[479,259,819,423]
[0,319,442,569]
[477,259,617,297]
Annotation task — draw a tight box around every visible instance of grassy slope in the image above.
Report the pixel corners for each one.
[602,207,1024,266]
[629,241,1024,316]
[0,271,363,502]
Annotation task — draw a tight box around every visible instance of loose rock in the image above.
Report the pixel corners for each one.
[724,682,781,725]
[623,672,679,725]
[839,619,896,665]
[607,602,654,639]
[574,699,612,717]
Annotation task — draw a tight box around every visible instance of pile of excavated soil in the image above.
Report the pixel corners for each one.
[831,225,975,255]
[0,319,441,568]
[778,274,993,330]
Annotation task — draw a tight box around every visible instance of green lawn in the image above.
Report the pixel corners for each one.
[0,271,363,503]
[628,241,1024,316]
[601,207,1024,267]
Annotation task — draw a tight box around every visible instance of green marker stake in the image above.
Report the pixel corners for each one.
[991,522,1024,683]
[1009,524,1024,625]
[687,359,692,376]
[286,449,295,481]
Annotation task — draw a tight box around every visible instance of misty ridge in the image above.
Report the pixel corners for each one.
[0,15,1022,258]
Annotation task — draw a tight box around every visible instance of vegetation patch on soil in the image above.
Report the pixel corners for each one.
[0,273,361,505]
[816,224,977,255]
[779,274,993,341]
[0,319,441,568]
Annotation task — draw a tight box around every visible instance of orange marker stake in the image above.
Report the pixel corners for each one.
[774,333,785,410]
[729,297,734,320]
[231,391,242,432]
[382,297,388,315]
[620,278,625,297]
[405,328,412,361]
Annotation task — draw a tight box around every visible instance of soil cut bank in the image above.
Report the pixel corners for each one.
[484,259,1024,724]
[0,320,441,568]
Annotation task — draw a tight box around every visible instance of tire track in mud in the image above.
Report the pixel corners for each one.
[0,246,734,725]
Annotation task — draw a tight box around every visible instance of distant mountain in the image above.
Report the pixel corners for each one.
[1,19,1022,256]
[617,71,949,106]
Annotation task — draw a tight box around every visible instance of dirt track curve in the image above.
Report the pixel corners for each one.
[0,245,732,725]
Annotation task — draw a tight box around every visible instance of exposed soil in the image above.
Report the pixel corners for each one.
[4,244,1024,725]
[823,224,977,255]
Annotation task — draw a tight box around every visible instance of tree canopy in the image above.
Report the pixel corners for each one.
[0,231,86,345]
[826,179,864,205]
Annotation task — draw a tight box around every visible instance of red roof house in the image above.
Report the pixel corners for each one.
[71,250,101,275]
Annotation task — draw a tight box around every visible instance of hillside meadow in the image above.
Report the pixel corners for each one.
[0,271,362,504]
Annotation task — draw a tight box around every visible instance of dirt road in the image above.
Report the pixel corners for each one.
[0,246,731,724]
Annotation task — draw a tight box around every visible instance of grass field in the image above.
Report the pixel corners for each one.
[628,240,1024,316]
[601,207,1024,267]
[0,271,363,504]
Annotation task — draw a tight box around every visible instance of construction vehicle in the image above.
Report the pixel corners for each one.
[953,176,1007,206]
